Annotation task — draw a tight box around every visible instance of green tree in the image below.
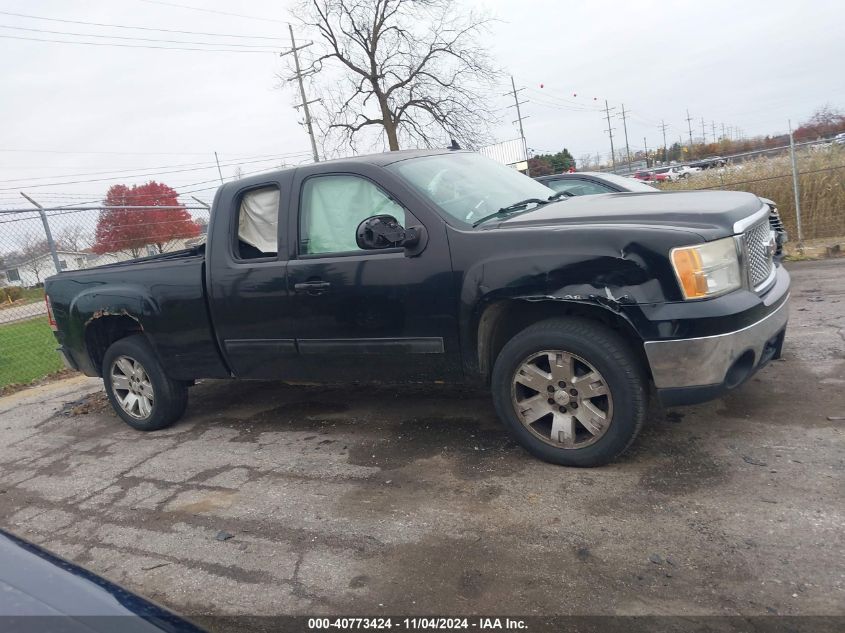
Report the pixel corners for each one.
[532,148,575,173]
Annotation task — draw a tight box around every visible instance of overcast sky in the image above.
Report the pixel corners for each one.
[1,0,843,210]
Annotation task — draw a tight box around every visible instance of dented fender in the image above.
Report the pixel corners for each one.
[447,223,707,379]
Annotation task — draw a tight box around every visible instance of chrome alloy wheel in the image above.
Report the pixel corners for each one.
[110,355,154,419]
[510,350,613,449]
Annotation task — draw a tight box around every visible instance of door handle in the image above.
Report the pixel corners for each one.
[294,280,331,295]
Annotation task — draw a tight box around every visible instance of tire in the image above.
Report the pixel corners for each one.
[102,334,188,431]
[491,318,647,467]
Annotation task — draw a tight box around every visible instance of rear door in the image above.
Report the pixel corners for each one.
[284,163,462,383]
[206,173,301,378]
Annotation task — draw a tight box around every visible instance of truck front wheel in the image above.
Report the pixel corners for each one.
[102,335,188,431]
[491,318,647,467]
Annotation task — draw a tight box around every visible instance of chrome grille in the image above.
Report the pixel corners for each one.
[768,207,785,233]
[743,221,775,289]
[768,207,787,255]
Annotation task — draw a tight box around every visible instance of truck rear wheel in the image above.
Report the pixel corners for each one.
[491,318,647,467]
[102,335,188,431]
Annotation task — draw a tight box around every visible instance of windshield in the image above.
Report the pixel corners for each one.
[387,152,555,225]
[596,172,659,192]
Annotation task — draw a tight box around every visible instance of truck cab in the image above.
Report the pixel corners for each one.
[45,149,790,467]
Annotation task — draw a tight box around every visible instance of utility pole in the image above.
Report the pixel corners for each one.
[603,100,617,171]
[700,117,707,145]
[721,122,726,140]
[618,103,632,170]
[711,120,717,142]
[506,76,530,175]
[788,119,803,244]
[213,151,224,184]
[659,120,669,165]
[685,109,694,150]
[643,137,649,167]
[20,193,61,273]
[282,25,319,163]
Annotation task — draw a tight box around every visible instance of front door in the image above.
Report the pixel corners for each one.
[285,170,461,383]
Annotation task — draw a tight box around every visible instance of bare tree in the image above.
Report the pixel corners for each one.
[294,0,499,154]
[19,233,51,285]
[55,224,89,252]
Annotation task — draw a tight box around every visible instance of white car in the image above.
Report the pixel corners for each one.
[835,132,845,145]
[669,165,701,179]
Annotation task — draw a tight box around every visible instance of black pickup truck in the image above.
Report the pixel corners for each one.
[45,150,790,467]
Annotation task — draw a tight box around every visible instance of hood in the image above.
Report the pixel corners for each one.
[495,190,765,239]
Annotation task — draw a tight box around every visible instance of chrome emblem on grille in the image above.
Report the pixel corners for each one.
[764,232,776,259]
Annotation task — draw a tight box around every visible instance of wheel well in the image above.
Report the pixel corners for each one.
[477,300,648,384]
[84,315,143,376]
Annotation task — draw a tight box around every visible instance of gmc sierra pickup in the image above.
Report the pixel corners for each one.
[44,149,790,466]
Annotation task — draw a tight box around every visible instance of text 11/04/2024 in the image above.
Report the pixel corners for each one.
[307,618,528,630]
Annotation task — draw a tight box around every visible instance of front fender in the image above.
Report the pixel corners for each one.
[453,226,703,380]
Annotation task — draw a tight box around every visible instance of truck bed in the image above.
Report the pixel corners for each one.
[45,245,230,380]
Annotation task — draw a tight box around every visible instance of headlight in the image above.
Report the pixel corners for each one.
[670,237,741,299]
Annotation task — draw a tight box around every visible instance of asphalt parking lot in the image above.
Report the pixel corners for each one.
[0,259,842,624]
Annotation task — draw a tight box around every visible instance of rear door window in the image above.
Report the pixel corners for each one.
[236,186,280,259]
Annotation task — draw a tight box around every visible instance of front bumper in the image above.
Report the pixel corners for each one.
[644,279,790,407]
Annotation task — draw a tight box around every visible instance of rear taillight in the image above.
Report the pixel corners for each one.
[45,294,57,331]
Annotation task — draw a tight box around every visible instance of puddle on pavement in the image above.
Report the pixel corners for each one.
[346,415,523,477]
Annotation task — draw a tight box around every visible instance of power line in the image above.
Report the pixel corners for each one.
[0,148,212,155]
[524,87,603,111]
[138,0,290,25]
[0,24,283,48]
[0,160,298,211]
[0,10,287,40]
[0,33,283,53]
[0,152,307,185]
[525,98,599,114]
[0,155,307,191]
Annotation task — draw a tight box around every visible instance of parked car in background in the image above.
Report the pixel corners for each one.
[670,165,702,179]
[633,169,668,182]
[46,149,791,467]
[535,171,659,195]
[535,171,787,257]
[652,167,677,181]
[692,156,727,170]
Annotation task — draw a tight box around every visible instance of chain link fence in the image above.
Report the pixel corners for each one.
[2,143,842,390]
[658,142,845,242]
[0,204,209,390]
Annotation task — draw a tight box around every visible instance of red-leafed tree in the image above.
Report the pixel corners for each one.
[93,182,200,257]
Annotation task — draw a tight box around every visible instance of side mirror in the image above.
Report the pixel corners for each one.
[355,215,421,250]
